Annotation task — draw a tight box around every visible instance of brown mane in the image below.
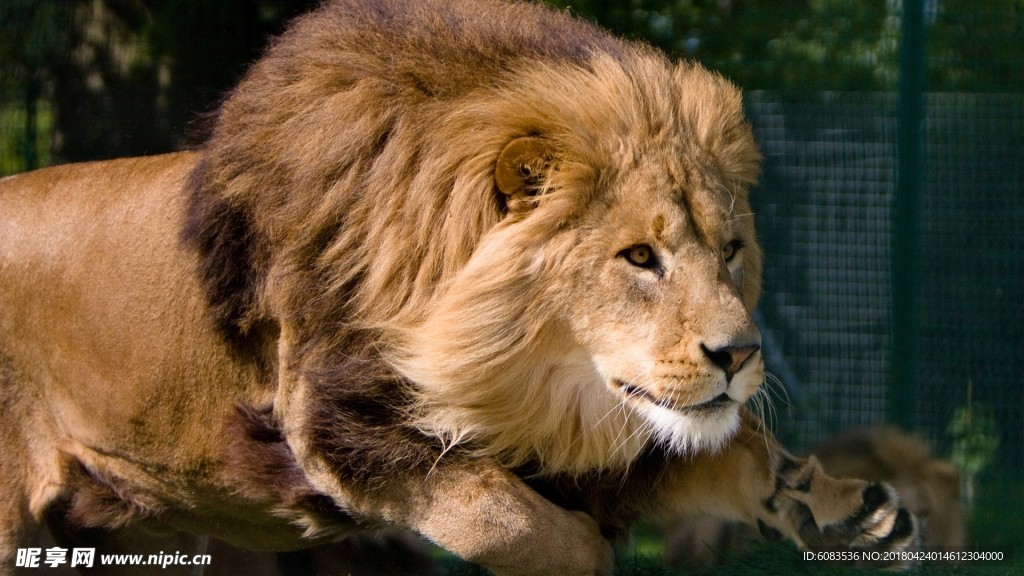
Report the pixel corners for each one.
[182,0,632,349]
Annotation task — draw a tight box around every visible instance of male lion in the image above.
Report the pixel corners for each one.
[0,0,916,574]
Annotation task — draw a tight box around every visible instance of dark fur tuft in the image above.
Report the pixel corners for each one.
[180,157,270,346]
[63,462,166,529]
[222,402,351,523]
[521,446,670,540]
[304,348,449,493]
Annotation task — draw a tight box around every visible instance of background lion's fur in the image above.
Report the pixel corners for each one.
[187,0,761,475]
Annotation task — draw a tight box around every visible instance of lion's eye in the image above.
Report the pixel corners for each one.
[622,244,657,269]
[722,240,743,263]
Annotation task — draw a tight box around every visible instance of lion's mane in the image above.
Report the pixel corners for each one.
[185,0,760,477]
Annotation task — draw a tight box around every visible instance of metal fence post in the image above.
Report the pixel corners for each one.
[889,0,927,428]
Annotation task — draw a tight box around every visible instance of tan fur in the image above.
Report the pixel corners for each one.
[1,1,916,574]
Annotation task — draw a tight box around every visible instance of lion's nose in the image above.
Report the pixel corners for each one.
[701,343,761,381]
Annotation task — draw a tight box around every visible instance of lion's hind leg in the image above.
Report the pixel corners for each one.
[0,341,194,575]
[0,355,49,576]
[0,359,25,574]
[0,461,42,576]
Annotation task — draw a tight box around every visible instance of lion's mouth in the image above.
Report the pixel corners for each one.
[615,380,733,413]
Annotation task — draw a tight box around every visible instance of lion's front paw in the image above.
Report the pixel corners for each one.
[767,456,919,568]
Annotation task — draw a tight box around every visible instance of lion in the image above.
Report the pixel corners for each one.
[0,0,916,574]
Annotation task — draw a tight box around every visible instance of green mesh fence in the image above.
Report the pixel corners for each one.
[745,93,1024,471]
[746,92,898,448]
[918,94,1023,469]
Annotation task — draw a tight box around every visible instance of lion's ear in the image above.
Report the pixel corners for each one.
[495,137,553,201]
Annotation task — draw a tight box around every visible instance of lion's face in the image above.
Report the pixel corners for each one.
[395,59,764,472]
[544,149,763,455]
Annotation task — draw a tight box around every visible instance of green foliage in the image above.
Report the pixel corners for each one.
[437,533,1023,575]
[544,0,896,90]
[0,0,72,71]
[0,102,51,174]
[1,0,1021,171]
[929,0,1024,91]
[544,0,1023,92]
[948,402,1000,477]
[432,479,1024,574]
[970,476,1024,552]
[947,383,1001,511]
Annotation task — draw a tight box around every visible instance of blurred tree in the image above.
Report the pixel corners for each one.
[0,0,1020,167]
[0,0,73,169]
[141,0,317,146]
[547,0,1021,92]
[928,0,1024,91]
[546,0,899,90]
[50,0,168,161]
[0,0,316,164]
[0,1,72,76]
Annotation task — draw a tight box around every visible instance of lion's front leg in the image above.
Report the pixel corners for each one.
[280,356,613,576]
[652,410,918,567]
[348,461,613,576]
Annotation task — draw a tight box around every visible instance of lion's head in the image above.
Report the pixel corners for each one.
[188,0,763,477]
[392,56,764,474]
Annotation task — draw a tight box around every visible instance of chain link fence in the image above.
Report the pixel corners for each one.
[746,92,1023,473]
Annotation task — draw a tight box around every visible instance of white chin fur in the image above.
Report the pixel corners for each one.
[637,402,740,455]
